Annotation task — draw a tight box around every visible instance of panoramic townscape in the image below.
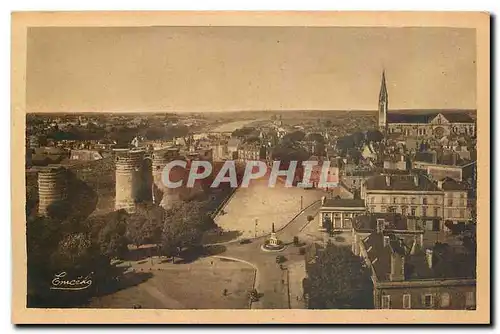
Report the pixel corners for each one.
[21,25,479,311]
[26,71,477,310]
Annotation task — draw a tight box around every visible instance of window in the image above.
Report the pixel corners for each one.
[371,197,375,204]
[422,197,428,205]
[447,209,453,218]
[393,197,397,204]
[411,207,416,216]
[441,293,450,308]
[381,197,386,204]
[402,197,407,204]
[381,206,386,213]
[411,198,416,204]
[403,294,411,309]
[423,294,434,308]
[434,207,439,217]
[422,207,427,217]
[434,197,439,205]
[402,207,407,216]
[448,199,453,206]
[381,295,391,309]
[465,291,475,308]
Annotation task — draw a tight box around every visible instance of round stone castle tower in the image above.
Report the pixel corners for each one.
[114,149,146,213]
[38,166,67,216]
[152,147,182,210]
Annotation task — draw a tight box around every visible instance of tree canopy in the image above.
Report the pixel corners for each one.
[282,130,306,143]
[303,242,373,309]
[161,201,215,258]
[306,133,325,144]
[366,130,384,143]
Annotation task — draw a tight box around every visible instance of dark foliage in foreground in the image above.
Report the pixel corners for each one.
[303,242,373,309]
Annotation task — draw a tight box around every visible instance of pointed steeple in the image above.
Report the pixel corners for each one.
[272,222,275,233]
[379,70,388,102]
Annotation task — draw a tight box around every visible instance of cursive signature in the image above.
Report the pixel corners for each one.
[50,271,93,291]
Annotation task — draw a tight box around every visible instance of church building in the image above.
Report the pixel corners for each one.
[377,71,476,138]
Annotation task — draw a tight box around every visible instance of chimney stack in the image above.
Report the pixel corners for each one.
[413,175,419,187]
[425,249,434,269]
[385,175,391,187]
[410,239,418,255]
[383,235,390,247]
[389,251,405,281]
[376,218,385,233]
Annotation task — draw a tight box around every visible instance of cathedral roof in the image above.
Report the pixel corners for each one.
[386,111,475,124]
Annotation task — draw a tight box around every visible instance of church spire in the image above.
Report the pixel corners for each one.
[378,70,388,129]
[379,70,388,102]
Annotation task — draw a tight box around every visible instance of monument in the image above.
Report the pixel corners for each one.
[261,222,286,252]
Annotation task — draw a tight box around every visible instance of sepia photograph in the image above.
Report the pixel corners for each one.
[11,11,490,324]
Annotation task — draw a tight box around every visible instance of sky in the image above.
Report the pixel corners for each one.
[26,27,476,113]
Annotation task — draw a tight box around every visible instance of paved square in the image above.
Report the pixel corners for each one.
[214,179,325,240]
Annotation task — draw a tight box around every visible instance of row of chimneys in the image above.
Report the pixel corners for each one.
[382,234,433,282]
[384,174,449,190]
[385,174,420,187]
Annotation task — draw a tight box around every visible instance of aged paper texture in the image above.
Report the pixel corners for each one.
[11,11,490,324]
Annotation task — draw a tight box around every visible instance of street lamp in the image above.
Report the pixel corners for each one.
[254,219,258,238]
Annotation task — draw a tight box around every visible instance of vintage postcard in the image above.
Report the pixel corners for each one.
[11,11,490,324]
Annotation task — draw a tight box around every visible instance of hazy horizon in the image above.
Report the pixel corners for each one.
[27,27,476,113]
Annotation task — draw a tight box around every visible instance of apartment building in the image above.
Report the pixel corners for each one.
[357,230,476,310]
[361,174,444,231]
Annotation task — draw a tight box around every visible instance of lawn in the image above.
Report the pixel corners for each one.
[86,258,255,309]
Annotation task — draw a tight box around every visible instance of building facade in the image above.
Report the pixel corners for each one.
[318,197,366,231]
[439,178,470,225]
[357,231,476,310]
[361,174,444,231]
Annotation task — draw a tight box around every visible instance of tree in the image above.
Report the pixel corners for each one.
[366,130,384,143]
[96,210,129,259]
[306,133,325,144]
[161,202,212,261]
[335,136,355,153]
[351,132,365,148]
[304,242,373,309]
[282,130,305,143]
[126,203,165,248]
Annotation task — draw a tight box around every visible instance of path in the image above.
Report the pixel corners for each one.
[216,200,321,309]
